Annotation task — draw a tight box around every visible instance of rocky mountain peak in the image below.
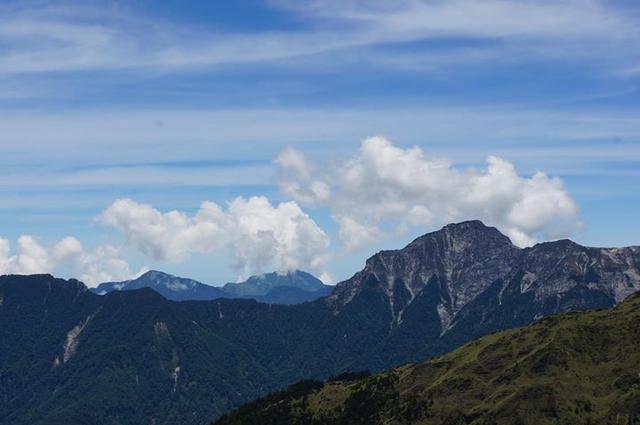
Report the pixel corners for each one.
[363,220,514,270]
[329,220,640,336]
[403,220,515,261]
[332,221,518,313]
[422,220,512,249]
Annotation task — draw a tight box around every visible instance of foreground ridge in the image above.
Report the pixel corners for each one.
[214,292,640,425]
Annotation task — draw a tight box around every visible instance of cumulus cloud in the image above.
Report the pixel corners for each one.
[0,235,141,286]
[100,196,331,280]
[74,245,146,287]
[277,136,580,249]
[275,147,331,205]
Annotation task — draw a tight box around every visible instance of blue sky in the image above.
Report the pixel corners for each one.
[0,0,639,286]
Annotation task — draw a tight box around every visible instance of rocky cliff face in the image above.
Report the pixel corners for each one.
[328,221,640,351]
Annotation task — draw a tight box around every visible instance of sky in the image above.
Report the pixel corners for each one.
[0,0,639,286]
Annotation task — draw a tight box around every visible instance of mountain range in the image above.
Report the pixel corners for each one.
[1,220,639,424]
[214,290,640,425]
[92,269,332,305]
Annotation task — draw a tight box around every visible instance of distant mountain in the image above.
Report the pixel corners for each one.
[92,270,332,305]
[92,270,225,301]
[254,285,333,305]
[223,271,332,305]
[214,291,640,425]
[2,221,639,424]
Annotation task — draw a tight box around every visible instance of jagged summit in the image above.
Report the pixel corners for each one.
[334,221,519,313]
[371,220,513,261]
[432,219,508,239]
[402,220,515,260]
[437,219,512,242]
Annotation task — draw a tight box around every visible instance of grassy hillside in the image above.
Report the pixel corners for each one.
[214,292,640,425]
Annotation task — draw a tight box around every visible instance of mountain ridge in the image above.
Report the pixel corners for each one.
[92,269,332,305]
[2,221,639,424]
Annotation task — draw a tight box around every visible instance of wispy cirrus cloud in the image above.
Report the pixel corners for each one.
[0,106,638,215]
[0,0,638,76]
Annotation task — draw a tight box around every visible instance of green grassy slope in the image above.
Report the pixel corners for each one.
[214,293,640,425]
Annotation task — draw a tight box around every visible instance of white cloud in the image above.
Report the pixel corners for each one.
[74,245,146,287]
[335,215,382,251]
[13,235,52,274]
[100,196,331,280]
[277,136,580,249]
[100,198,227,261]
[52,236,84,262]
[0,235,141,286]
[275,147,331,205]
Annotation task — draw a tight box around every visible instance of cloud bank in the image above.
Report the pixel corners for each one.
[277,136,580,248]
[100,196,331,281]
[1,138,581,285]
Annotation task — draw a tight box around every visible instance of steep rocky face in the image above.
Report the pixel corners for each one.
[330,221,518,321]
[328,221,640,360]
[521,241,640,305]
[410,221,518,313]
